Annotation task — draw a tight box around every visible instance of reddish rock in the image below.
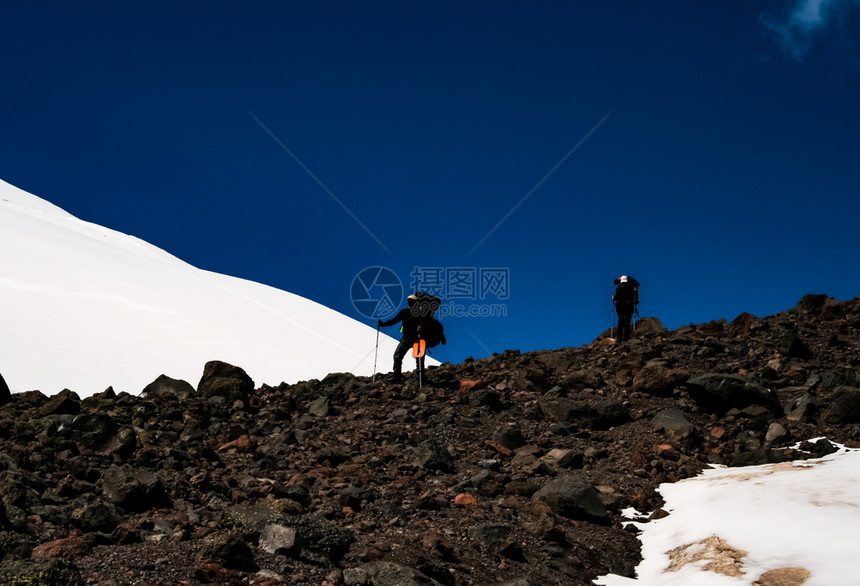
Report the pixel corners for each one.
[218,434,254,453]
[459,379,488,393]
[453,493,478,508]
[655,444,681,460]
[632,363,689,395]
[484,440,513,457]
[31,529,89,558]
[196,563,245,586]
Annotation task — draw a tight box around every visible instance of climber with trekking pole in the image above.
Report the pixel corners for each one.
[377,292,446,384]
[612,275,640,342]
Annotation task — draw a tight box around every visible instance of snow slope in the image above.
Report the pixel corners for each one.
[0,179,413,397]
[595,444,860,586]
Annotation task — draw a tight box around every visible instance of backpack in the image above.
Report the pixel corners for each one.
[613,277,640,309]
[409,291,444,348]
[420,317,445,348]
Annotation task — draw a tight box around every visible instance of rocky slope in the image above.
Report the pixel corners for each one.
[1,293,859,585]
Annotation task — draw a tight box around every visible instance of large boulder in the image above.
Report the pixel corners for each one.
[38,389,81,417]
[796,294,829,316]
[686,373,781,414]
[531,473,607,522]
[59,413,137,459]
[197,361,254,405]
[141,374,196,400]
[633,317,668,337]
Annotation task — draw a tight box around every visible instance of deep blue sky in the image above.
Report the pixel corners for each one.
[2,1,859,366]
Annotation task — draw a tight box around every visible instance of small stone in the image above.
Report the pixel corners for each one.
[259,524,298,555]
[454,493,478,508]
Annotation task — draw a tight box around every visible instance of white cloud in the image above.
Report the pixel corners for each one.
[761,0,859,62]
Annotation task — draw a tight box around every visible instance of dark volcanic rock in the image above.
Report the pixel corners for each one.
[141,373,197,400]
[38,388,81,416]
[686,373,781,413]
[796,294,829,316]
[281,513,355,564]
[412,440,455,473]
[652,408,695,439]
[632,362,689,395]
[197,531,257,571]
[100,464,171,512]
[469,523,522,559]
[633,316,668,337]
[532,473,607,522]
[0,294,857,586]
[197,360,254,405]
[0,557,85,586]
[343,561,442,585]
[823,386,860,424]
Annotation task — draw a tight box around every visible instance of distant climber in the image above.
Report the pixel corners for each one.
[613,275,640,342]
[377,293,445,383]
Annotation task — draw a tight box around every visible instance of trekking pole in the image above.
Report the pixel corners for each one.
[416,355,422,389]
[372,325,380,383]
[413,326,425,389]
[610,296,615,339]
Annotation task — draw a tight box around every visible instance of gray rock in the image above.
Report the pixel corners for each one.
[531,473,607,521]
[411,440,455,473]
[786,394,819,422]
[469,523,515,556]
[765,422,787,443]
[652,408,695,438]
[308,395,330,417]
[259,524,298,555]
[343,561,442,585]
[222,503,277,538]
